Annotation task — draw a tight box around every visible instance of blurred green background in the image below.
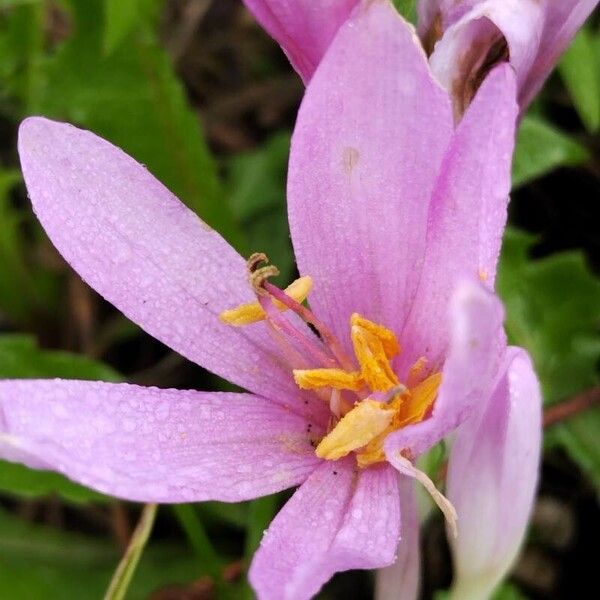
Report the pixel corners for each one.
[0,1,598,598]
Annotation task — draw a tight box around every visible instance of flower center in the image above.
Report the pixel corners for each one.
[220,254,442,469]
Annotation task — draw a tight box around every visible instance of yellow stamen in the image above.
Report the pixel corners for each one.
[219,276,313,326]
[293,368,363,391]
[356,371,442,468]
[394,372,442,428]
[350,313,401,359]
[315,399,395,460]
[351,324,399,391]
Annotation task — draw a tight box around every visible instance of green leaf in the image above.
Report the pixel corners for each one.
[104,0,144,55]
[512,116,590,188]
[0,507,209,599]
[498,228,600,490]
[26,0,245,250]
[559,27,600,133]
[393,0,418,24]
[227,132,294,281]
[0,334,121,381]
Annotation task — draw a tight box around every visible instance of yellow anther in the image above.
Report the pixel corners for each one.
[293,368,363,391]
[350,314,401,359]
[394,372,441,428]
[316,399,395,461]
[351,324,399,392]
[220,276,313,326]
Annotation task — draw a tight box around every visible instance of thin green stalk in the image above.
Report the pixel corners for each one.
[172,504,222,584]
[103,503,158,600]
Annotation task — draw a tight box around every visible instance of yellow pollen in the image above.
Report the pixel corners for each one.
[315,399,395,460]
[294,313,443,468]
[219,276,313,326]
[293,368,363,391]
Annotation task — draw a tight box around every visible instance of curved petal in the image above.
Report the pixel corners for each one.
[399,64,517,371]
[18,117,321,414]
[249,459,400,600]
[385,278,505,459]
[288,0,453,351]
[447,347,542,599]
[242,0,358,82]
[429,0,543,118]
[520,0,600,108]
[0,379,321,503]
[375,476,421,600]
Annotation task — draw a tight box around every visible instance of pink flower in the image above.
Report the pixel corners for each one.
[1,3,541,599]
[243,0,598,116]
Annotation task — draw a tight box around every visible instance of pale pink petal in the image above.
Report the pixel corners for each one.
[385,279,505,459]
[399,64,517,372]
[447,347,542,598]
[242,0,358,82]
[18,117,323,417]
[520,0,600,108]
[429,0,543,118]
[375,476,420,600]
[249,460,400,600]
[288,0,453,351]
[0,379,321,502]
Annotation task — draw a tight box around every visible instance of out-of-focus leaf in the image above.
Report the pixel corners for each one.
[227,132,294,281]
[104,0,145,55]
[0,169,59,324]
[24,0,245,250]
[0,334,121,502]
[559,27,600,133]
[0,507,212,600]
[498,228,600,490]
[0,334,121,380]
[393,0,417,24]
[0,461,107,503]
[512,116,590,188]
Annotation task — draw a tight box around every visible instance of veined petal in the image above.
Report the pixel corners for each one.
[242,0,358,82]
[429,0,544,118]
[447,347,542,599]
[288,0,453,352]
[18,117,323,418]
[249,460,400,600]
[0,380,321,503]
[375,476,420,600]
[400,64,517,371]
[385,279,505,458]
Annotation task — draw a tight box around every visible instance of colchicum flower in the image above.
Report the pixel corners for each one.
[1,3,541,599]
[243,0,598,117]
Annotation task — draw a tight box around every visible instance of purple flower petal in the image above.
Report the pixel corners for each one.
[520,0,600,108]
[242,0,358,82]
[0,380,321,502]
[399,64,517,371]
[288,0,453,351]
[249,459,400,600]
[18,117,316,410]
[447,347,542,598]
[375,476,420,600]
[385,278,505,459]
[426,0,599,114]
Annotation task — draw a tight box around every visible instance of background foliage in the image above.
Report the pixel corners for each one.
[0,1,598,598]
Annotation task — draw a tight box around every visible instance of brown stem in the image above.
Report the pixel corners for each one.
[543,386,600,428]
